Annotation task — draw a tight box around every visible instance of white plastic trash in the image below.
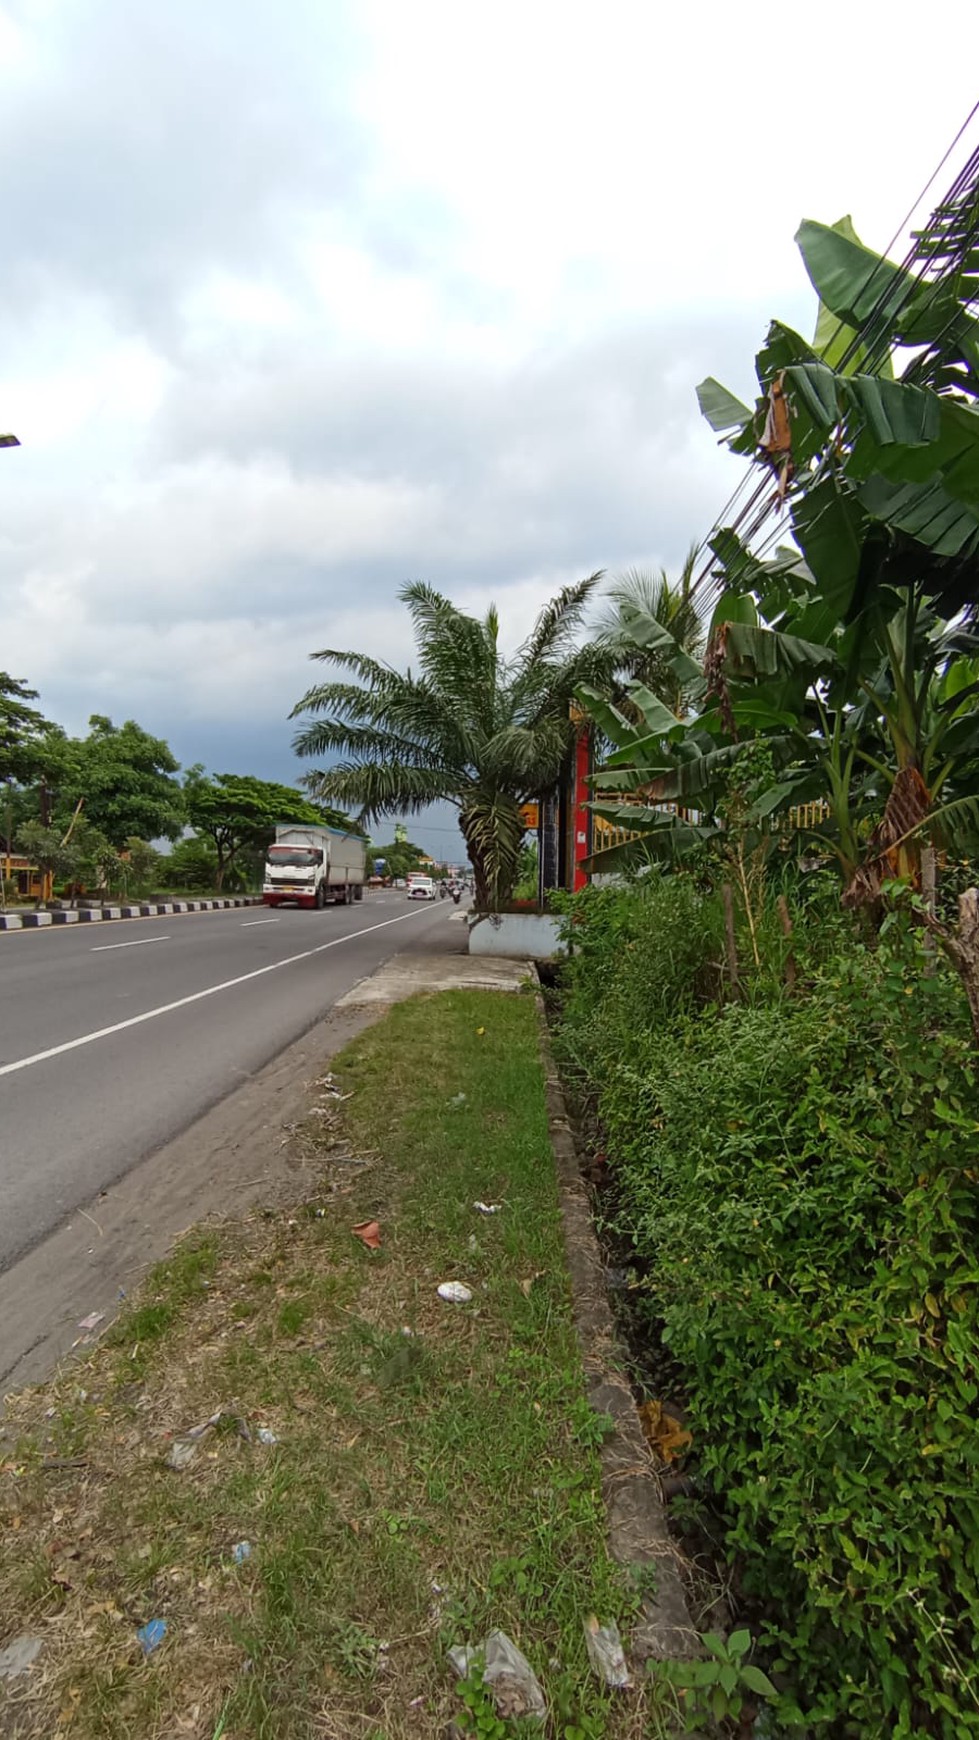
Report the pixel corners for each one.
[584,1616,631,1688]
[437,1281,473,1304]
[448,1630,546,1721]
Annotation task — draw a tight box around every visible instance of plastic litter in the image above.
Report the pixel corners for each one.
[448,1093,467,1107]
[77,1311,105,1333]
[256,1426,278,1446]
[448,1629,546,1722]
[0,1634,43,1679]
[231,1541,252,1565]
[137,1619,167,1656]
[473,1202,502,1215]
[166,1437,200,1472]
[584,1616,631,1689]
[165,1407,225,1470]
[437,1282,473,1305]
[315,1073,353,1101]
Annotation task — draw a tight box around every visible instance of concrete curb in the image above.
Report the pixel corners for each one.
[534,987,699,1665]
[0,896,262,932]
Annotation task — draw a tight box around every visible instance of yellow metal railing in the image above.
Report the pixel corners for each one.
[592,799,830,855]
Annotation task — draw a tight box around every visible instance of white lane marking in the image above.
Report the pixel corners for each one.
[91,936,170,952]
[241,918,280,927]
[0,908,430,1080]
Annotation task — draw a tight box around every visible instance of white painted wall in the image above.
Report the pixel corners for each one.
[468,912,564,960]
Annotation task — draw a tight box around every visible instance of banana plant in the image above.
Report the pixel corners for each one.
[690,198,979,898]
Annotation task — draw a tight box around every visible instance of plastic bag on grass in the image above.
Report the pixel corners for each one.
[584,1615,631,1688]
[448,1629,546,1721]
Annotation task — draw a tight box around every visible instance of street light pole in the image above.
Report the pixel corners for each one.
[2,432,21,888]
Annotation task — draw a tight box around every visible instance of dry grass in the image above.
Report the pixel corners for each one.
[0,990,674,1739]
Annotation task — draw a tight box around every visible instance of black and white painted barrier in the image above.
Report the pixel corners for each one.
[0,897,265,931]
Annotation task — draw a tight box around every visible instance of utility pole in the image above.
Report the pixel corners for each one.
[2,431,22,891]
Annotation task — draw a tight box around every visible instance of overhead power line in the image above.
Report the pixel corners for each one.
[688,99,979,619]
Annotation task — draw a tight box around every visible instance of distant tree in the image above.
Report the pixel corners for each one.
[49,716,185,847]
[15,821,81,908]
[76,823,122,895]
[0,674,53,788]
[0,675,60,858]
[157,835,225,893]
[121,836,161,895]
[370,839,429,882]
[183,771,354,891]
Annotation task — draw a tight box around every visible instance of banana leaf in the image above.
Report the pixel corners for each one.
[810,217,895,376]
[574,685,643,749]
[583,814,720,875]
[623,681,686,737]
[720,622,839,681]
[746,779,811,822]
[783,365,940,446]
[614,604,706,690]
[696,377,753,433]
[857,475,979,561]
[796,218,979,355]
[790,474,866,629]
[848,396,979,516]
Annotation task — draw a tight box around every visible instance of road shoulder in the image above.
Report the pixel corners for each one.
[0,1002,378,1394]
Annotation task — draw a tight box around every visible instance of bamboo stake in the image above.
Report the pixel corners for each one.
[722,882,740,995]
[777,894,797,990]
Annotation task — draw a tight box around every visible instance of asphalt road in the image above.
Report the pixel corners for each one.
[0,892,465,1272]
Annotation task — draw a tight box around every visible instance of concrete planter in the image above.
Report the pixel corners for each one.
[468,910,564,961]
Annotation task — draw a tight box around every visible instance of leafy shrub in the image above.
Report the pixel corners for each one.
[557,886,979,1736]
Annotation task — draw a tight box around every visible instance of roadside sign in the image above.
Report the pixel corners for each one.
[519,803,539,831]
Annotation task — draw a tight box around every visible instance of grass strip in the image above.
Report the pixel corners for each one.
[0,989,666,1739]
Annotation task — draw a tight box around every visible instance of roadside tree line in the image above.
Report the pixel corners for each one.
[0,685,357,903]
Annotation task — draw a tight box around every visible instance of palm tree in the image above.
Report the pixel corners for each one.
[291,576,607,909]
[597,546,704,716]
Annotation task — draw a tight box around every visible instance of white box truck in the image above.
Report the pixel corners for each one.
[262,825,366,909]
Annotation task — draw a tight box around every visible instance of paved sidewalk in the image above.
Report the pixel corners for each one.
[337,950,533,1005]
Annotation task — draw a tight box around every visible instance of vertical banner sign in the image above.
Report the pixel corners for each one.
[540,788,560,892]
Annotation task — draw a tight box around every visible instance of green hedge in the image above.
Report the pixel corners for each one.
[555,880,979,1736]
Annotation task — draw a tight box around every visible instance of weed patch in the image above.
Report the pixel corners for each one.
[0,990,648,1739]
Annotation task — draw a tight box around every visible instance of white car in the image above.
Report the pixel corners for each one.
[407,877,437,901]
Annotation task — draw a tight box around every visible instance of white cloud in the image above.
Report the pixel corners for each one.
[0,0,976,867]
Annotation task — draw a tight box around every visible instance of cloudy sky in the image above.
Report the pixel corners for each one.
[1,0,976,857]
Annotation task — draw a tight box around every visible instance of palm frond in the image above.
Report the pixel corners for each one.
[400,581,498,730]
[312,760,456,825]
[290,719,441,766]
[480,719,570,791]
[300,648,399,686]
[520,573,603,666]
[460,791,524,908]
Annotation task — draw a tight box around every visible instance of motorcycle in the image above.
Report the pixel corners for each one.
[452,889,461,905]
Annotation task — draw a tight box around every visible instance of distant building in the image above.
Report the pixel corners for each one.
[3,854,51,903]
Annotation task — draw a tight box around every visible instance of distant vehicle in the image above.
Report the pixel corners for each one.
[263,825,366,909]
[407,876,437,902]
